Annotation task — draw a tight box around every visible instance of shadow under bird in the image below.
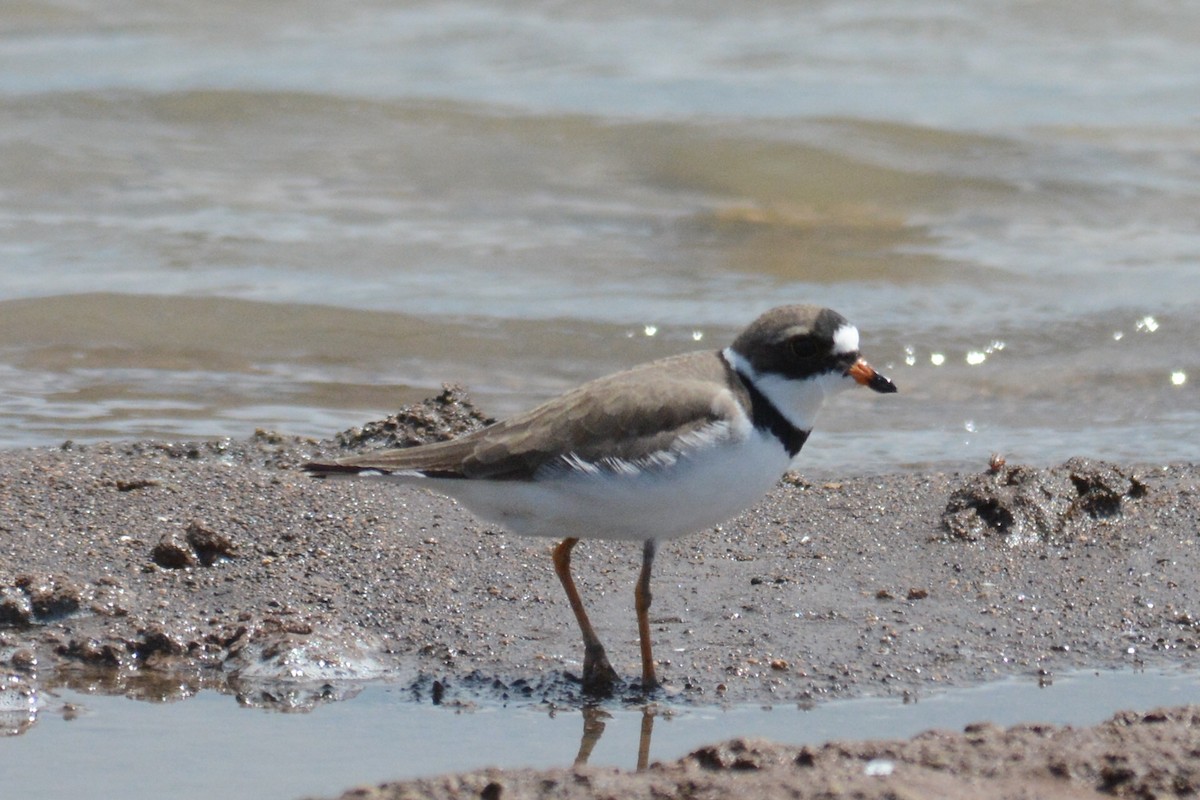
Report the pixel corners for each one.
[304,304,897,696]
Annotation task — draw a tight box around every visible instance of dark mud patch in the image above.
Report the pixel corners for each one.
[943,457,1151,544]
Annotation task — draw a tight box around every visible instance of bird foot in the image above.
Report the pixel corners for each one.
[580,645,620,697]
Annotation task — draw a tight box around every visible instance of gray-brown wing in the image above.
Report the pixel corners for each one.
[307,350,747,481]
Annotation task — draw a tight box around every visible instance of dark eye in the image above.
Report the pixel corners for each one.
[788,336,823,360]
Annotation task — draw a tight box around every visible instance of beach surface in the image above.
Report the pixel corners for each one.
[2,389,1198,798]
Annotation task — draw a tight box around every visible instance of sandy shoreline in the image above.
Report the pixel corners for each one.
[2,388,1198,797]
[322,706,1200,800]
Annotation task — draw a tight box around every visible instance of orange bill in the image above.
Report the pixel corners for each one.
[848,359,898,394]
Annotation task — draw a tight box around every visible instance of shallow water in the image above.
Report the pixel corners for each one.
[4,668,1200,800]
[1,1,1197,470]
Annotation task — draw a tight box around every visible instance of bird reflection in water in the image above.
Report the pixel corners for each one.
[573,704,657,771]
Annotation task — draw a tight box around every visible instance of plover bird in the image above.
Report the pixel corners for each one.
[304,305,896,695]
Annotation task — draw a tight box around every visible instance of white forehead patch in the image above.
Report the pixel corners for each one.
[832,324,860,356]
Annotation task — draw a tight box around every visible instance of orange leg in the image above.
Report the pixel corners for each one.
[635,539,659,692]
[553,537,619,695]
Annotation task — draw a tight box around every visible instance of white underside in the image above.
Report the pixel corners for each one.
[370,425,794,542]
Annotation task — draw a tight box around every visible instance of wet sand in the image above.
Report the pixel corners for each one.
[2,388,1199,797]
[327,706,1200,800]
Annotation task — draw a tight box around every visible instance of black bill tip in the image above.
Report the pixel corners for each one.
[868,371,898,394]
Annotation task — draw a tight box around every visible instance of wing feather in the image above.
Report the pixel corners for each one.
[305,350,747,481]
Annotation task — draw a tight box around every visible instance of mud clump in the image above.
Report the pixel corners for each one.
[943,457,1149,544]
[0,575,83,628]
[151,520,237,569]
[333,384,495,453]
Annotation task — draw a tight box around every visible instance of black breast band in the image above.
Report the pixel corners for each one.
[734,369,809,458]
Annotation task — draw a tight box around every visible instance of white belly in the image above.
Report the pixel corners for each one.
[426,429,792,541]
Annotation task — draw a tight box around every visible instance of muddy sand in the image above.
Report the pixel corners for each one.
[2,387,1199,798]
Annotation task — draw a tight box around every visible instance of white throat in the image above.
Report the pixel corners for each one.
[722,346,854,433]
